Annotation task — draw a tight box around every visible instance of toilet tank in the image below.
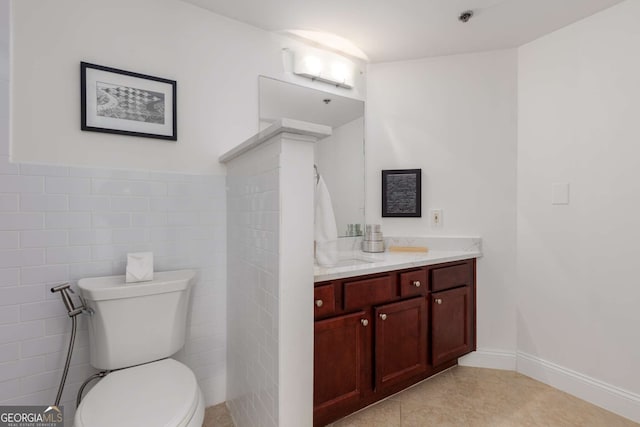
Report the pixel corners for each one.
[78,270,196,370]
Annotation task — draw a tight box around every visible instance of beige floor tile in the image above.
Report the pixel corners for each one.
[206,367,638,427]
[333,399,401,427]
[328,366,638,427]
[388,370,457,411]
[401,403,469,427]
[202,402,235,427]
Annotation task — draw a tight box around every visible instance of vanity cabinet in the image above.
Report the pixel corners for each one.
[314,311,371,414]
[430,261,474,366]
[313,258,476,427]
[374,297,427,391]
[431,286,472,366]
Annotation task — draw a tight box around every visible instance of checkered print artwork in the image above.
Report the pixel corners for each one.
[82,62,177,140]
[96,82,165,124]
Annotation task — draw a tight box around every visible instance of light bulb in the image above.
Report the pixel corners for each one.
[331,62,351,83]
[303,55,323,76]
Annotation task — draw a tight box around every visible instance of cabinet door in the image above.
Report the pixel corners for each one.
[431,286,472,366]
[314,311,371,415]
[374,297,427,390]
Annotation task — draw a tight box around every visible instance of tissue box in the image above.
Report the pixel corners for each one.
[126,252,154,283]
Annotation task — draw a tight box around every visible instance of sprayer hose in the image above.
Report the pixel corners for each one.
[54,315,77,407]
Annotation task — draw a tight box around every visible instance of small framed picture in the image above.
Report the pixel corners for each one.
[81,62,177,141]
[382,169,422,217]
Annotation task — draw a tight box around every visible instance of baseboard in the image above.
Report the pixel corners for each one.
[517,351,640,423]
[458,349,517,370]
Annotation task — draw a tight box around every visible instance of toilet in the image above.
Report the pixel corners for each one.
[74,270,204,427]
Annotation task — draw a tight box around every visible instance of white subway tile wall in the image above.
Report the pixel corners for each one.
[226,141,281,427]
[0,156,227,423]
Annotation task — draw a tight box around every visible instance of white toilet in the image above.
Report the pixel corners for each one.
[74,270,204,427]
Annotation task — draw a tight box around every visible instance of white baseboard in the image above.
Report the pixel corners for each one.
[458,349,517,370]
[517,351,640,423]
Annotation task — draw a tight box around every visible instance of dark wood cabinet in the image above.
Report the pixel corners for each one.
[375,297,427,390]
[430,260,475,366]
[314,258,476,427]
[343,275,395,311]
[431,286,473,366]
[314,311,371,420]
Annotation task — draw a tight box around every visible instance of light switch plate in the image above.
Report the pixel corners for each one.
[552,183,570,205]
[430,209,443,228]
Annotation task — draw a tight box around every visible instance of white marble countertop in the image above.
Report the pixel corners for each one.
[314,249,481,282]
[314,236,482,282]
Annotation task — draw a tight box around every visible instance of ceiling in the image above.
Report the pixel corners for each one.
[182,0,624,63]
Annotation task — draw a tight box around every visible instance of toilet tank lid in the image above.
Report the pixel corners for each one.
[78,269,196,301]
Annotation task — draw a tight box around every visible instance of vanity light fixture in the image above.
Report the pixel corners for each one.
[292,49,355,89]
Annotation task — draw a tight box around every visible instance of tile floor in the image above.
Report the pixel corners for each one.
[203,366,639,427]
[203,402,235,427]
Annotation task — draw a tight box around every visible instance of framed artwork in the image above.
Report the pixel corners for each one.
[81,62,177,141]
[382,169,422,217]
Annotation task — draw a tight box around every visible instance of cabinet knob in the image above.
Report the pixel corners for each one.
[315,299,323,308]
[361,319,369,327]
[412,280,421,288]
[379,313,387,321]
[434,298,443,305]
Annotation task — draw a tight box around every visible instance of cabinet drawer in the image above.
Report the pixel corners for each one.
[314,285,336,318]
[343,275,395,311]
[431,262,472,292]
[399,269,427,297]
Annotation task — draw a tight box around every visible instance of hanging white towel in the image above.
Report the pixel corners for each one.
[315,176,339,266]
[315,176,338,242]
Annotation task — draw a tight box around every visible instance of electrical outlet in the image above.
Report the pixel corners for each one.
[430,209,443,228]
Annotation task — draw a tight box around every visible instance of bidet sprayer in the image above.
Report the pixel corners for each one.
[51,283,84,317]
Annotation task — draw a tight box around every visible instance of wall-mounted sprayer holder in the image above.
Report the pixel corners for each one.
[51,283,84,317]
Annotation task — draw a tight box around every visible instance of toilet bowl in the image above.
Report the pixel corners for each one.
[74,270,204,427]
[75,359,204,427]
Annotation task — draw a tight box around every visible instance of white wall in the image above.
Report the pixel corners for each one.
[518,0,640,419]
[366,50,518,362]
[315,117,365,236]
[0,0,8,158]
[277,134,315,427]
[10,0,365,175]
[226,140,281,427]
[225,131,315,427]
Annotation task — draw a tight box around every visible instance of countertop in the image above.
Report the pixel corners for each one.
[314,248,481,282]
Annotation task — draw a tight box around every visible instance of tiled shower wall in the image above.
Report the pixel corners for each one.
[0,4,226,421]
[226,141,280,427]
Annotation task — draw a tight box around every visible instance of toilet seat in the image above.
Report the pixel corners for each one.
[74,358,203,427]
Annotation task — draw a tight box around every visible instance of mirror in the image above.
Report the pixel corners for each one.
[259,76,365,237]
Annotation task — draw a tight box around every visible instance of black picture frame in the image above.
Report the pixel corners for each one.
[81,62,177,141]
[382,169,422,217]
